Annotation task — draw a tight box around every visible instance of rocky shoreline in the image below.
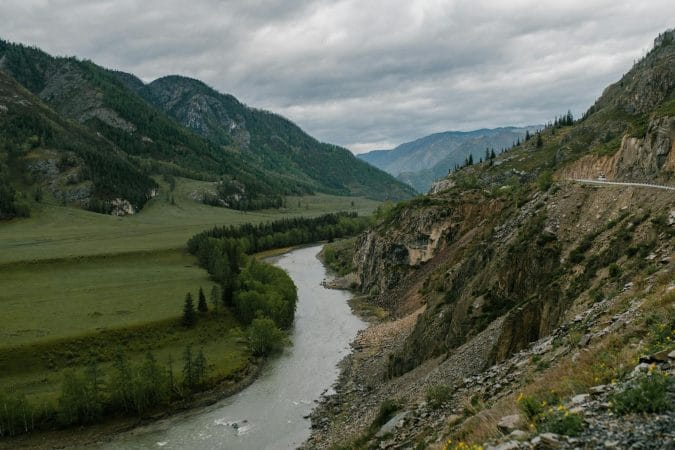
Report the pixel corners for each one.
[301,270,675,449]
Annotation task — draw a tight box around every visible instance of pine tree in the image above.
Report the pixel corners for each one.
[536,132,543,148]
[468,154,474,165]
[210,285,220,314]
[182,293,196,327]
[197,287,208,313]
[490,149,496,159]
[182,345,194,389]
[193,349,207,387]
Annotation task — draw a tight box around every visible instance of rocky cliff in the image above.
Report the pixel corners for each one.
[304,31,675,449]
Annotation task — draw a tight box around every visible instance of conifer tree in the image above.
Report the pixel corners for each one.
[182,345,194,389]
[197,287,208,313]
[210,285,220,314]
[182,293,196,327]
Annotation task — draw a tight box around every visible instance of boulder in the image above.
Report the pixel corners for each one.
[497,414,523,433]
[375,411,410,438]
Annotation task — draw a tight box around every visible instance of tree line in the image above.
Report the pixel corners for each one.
[0,346,209,436]
[187,212,370,255]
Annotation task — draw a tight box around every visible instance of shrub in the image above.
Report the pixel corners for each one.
[426,384,452,409]
[611,372,672,415]
[517,393,546,421]
[537,170,553,192]
[608,263,622,278]
[247,317,286,356]
[539,406,585,436]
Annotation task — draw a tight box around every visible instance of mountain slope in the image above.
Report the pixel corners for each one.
[0,39,414,214]
[359,126,540,192]
[0,70,157,215]
[304,30,675,449]
[131,75,416,200]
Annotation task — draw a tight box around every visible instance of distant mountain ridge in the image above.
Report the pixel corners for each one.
[359,126,541,192]
[0,39,414,216]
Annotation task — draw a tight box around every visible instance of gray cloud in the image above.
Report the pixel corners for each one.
[1,0,673,152]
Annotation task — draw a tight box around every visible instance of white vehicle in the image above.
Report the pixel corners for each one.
[597,173,607,181]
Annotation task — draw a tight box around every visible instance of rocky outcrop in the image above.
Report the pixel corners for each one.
[110,198,135,216]
[560,116,674,183]
[39,61,136,132]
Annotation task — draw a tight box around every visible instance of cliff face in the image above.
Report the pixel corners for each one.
[560,115,675,182]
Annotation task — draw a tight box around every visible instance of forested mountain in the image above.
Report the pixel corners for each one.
[0,39,413,215]
[359,126,540,192]
[126,75,414,199]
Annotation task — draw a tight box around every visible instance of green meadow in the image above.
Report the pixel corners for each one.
[0,176,380,407]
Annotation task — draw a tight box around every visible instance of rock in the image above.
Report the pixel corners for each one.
[510,429,529,441]
[488,441,521,450]
[632,362,651,374]
[538,432,562,448]
[571,393,590,405]
[590,385,608,395]
[375,411,410,438]
[447,414,463,426]
[497,414,523,433]
[639,349,671,363]
[578,334,592,347]
[669,350,675,360]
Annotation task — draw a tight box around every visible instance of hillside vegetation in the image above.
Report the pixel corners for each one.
[0,39,413,217]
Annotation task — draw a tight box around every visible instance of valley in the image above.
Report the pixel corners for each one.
[0,175,380,439]
[0,9,673,450]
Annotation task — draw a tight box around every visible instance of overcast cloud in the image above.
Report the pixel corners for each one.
[1,1,673,152]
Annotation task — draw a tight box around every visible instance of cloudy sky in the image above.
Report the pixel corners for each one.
[1,1,673,153]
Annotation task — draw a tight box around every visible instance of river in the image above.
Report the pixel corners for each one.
[101,244,365,450]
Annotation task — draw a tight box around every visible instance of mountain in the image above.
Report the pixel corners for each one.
[359,126,541,192]
[126,74,415,200]
[304,30,675,448]
[0,39,414,215]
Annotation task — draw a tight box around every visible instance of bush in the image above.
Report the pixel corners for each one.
[608,263,622,278]
[517,393,546,421]
[426,384,452,409]
[611,372,672,415]
[0,391,35,437]
[539,406,585,436]
[537,170,553,192]
[247,317,286,356]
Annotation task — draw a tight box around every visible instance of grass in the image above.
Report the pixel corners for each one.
[0,315,250,405]
[0,249,213,348]
[0,175,380,415]
[0,176,381,264]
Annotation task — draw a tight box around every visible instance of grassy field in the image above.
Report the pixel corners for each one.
[0,177,381,264]
[0,249,215,348]
[0,176,381,410]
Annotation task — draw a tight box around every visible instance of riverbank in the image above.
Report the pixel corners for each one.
[2,244,366,449]
[97,245,365,450]
[0,357,265,450]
